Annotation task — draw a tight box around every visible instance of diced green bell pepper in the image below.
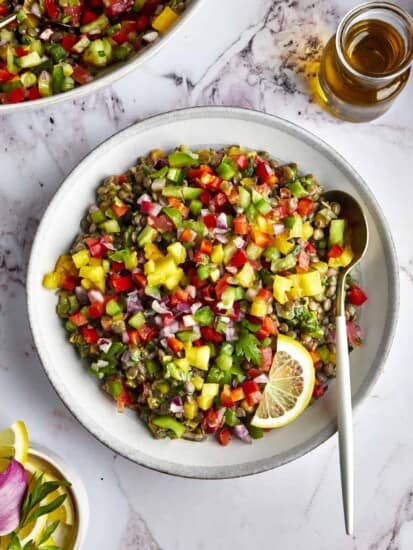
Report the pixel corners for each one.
[194,306,214,326]
[288,180,308,198]
[153,416,186,438]
[128,311,146,329]
[217,157,238,180]
[168,151,199,168]
[163,207,182,228]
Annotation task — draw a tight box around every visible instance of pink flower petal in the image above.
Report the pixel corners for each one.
[0,459,28,536]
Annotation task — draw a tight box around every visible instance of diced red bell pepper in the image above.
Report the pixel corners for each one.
[199,173,221,190]
[193,251,208,264]
[81,9,98,24]
[262,316,278,336]
[236,155,249,170]
[203,213,217,229]
[139,200,153,214]
[256,288,272,301]
[187,267,207,289]
[132,272,147,288]
[255,160,276,184]
[0,69,13,83]
[116,386,132,412]
[135,14,149,31]
[199,239,213,255]
[203,409,222,434]
[313,385,325,398]
[167,337,184,354]
[215,274,230,300]
[220,385,234,408]
[112,200,128,218]
[112,30,128,44]
[247,368,262,379]
[45,0,59,19]
[138,324,158,343]
[230,387,245,402]
[233,215,249,235]
[81,326,99,344]
[188,165,213,180]
[168,287,189,306]
[260,347,273,371]
[28,87,41,100]
[61,274,78,291]
[297,197,314,217]
[230,249,248,268]
[243,380,259,395]
[199,190,210,206]
[297,250,310,271]
[15,47,27,57]
[180,228,196,242]
[252,231,271,248]
[72,65,92,85]
[347,286,367,306]
[327,244,343,260]
[227,301,241,321]
[127,329,140,346]
[200,284,214,301]
[7,87,25,104]
[217,427,232,446]
[69,312,88,327]
[201,326,224,343]
[255,328,269,341]
[88,301,105,319]
[61,34,78,52]
[111,261,124,272]
[63,4,82,24]
[0,5,9,15]
[109,273,132,292]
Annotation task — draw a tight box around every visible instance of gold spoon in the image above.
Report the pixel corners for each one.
[323,190,369,535]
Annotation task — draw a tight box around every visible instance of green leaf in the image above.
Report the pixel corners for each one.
[37,521,59,545]
[22,541,36,550]
[235,332,261,366]
[27,494,67,524]
[7,532,22,550]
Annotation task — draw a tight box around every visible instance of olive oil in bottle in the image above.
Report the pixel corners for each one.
[317,3,413,122]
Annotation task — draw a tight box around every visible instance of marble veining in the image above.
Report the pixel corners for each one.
[1,0,413,548]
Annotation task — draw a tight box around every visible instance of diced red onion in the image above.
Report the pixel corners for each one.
[328,329,336,342]
[97,338,112,353]
[75,286,89,305]
[88,289,104,304]
[127,291,142,314]
[30,2,42,17]
[214,233,229,244]
[122,331,129,344]
[0,459,28,536]
[154,314,162,326]
[224,325,237,341]
[160,322,179,338]
[216,213,228,229]
[254,373,269,384]
[150,203,162,216]
[226,266,237,274]
[186,285,196,299]
[39,27,53,40]
[190,302,202,314]
[273,223,285,235]
[160,338,169,349]
[152,300,169,314]
[137,193,151,205]
[121,350,131,365]
[183,315,195,327]
[245,288,258,301]
[233,424,252,444]
[170,396,184,414]
[176,302,191,313]
[233,236,245,248]
[217,407,226,423]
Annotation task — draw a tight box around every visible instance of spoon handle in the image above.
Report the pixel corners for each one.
[0,13,17,30]
[336,314,354,535]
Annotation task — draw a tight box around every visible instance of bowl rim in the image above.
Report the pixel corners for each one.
[0,0,204,114]
[27,106,400,479]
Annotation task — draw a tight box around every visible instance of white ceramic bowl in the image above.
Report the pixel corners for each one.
[27,107,399,478]
[0,0,203,114]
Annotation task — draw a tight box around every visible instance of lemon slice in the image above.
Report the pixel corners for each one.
[251,335,315,429]
[0,421,29,464]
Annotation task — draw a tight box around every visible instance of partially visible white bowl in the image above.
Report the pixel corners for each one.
[27,107,399,478]
[0,0,203,114]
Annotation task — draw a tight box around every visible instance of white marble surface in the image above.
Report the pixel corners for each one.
[1,0,413,548]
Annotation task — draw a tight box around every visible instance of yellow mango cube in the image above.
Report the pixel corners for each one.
[72,249,90,268]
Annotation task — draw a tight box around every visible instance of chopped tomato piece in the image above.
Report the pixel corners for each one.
[7,87,25,104]
[112,30,128,45]
[167,337,184,354]
[72,65,92,85]
[243,380,259,395]
[327,244,343,259]
[201,326,224,343]
[199,190,210,206]
[297,197,314,217]
[127,329,140,346]
[61,34,78,52]
[109,273,132,292]
[28,87,41,100]
[215,274,230,300]
[61,274,78,291]
[112,200,128,217]
[45,0,59,19]
[236,155,249,170]
[81,9,98,24]
[256,288,272,301]
[69,312,88,327]
[168,287,189,306]
[313,385,325,398]
[88,301,105,319]
[255,160,276,184]
[348,286,367,306]
[230,249,248,268]
[203,409,222,434]
[217,427,232,446]
[138,325,158,343]
[136,14,149,31]
[305,241,316,254]
[220,385,234,408]
[81,326,99,344]
[260,347,273,371]
[233,215,249,235]
[203,213,217,229]
[111,261,124,272]
[0,69,13,83]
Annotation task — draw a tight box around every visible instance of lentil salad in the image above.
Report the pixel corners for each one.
[0,0,186,104]
[43,146,367,445]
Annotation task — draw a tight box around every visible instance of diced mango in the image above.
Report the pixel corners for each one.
[81,278,93,290]
[175,358,190,371]
[274,233,295,255]
[144,260,156,275]
[287,270,323,297]
[312,261,328,275]
[186,345,210,371]
[197,383,219,410]
[89,257,102,267]
[72,249,90,268]
[79,265,105,283]
[152,6,179,33]
[184,400,199,420]
[191,376,204,391]
[302,222,314,241]
[42,272,60,289]
[235,262,255,288]
[328,246,354,268]
[250,299,268,318]
[273,275,293,305]
[163,267,184,290]
[144,243,164,261]
[167,242,187,265]
[211,244,224,265]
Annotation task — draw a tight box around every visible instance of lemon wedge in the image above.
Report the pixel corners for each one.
[0,421,29,464]
[251,335,315,429]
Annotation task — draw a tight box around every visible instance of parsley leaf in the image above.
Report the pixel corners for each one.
[235,333,261,366]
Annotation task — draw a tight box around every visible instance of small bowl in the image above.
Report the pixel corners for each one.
[29,447,89,549]
[27,106,399,479]
[0,0,204,114]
